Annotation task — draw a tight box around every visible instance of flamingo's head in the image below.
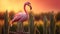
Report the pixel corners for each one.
[25,2,32,10]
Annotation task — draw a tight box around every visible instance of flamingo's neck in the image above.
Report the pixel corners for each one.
[24,4,28,14]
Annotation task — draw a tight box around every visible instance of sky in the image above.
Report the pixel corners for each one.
[0,0,60,14]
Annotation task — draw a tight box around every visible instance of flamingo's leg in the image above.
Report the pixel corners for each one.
[21,22,24,32]
[17,21,24,34]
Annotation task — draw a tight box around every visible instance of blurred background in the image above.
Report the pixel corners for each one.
[0,0,60,34]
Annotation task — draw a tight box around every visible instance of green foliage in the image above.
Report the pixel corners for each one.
[24,25,29,32]
[9,24,17,32]
[9,11,15,20]
[56,24,60,34]
[37,25,43,34]
[55,12,60,21]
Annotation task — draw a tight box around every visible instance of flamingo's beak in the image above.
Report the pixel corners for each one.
[11,24,13,27]
[30,5,32,10]
[10,19,14,27]
[10,21,13,27]
[28,4,32,10]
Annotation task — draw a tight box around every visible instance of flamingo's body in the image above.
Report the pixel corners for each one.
[11,2,32,24]
[12,12,28,22]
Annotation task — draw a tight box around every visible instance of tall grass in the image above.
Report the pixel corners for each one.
[1,11,60,34]
[29,12,34,34]
[49,12,56,34]
[4,10,9,34]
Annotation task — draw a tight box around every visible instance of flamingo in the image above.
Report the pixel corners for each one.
[11,2,32,26]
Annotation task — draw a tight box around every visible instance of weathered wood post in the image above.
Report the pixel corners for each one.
[49,12,56,34]
[43,16,48,34]
[29,12,34,34]
[4,10,9,34]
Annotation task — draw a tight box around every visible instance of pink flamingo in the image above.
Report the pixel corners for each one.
[11,2,32,26]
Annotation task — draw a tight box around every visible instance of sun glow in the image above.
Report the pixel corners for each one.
[0,0,60,14]
[0,0,30,13]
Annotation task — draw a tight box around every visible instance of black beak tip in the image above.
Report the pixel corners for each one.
[30,6,32,10]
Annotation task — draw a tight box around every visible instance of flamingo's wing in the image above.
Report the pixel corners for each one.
[12,13,22,22]
[18,13,28,22]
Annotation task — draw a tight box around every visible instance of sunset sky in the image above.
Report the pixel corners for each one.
[0,0,60,14]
